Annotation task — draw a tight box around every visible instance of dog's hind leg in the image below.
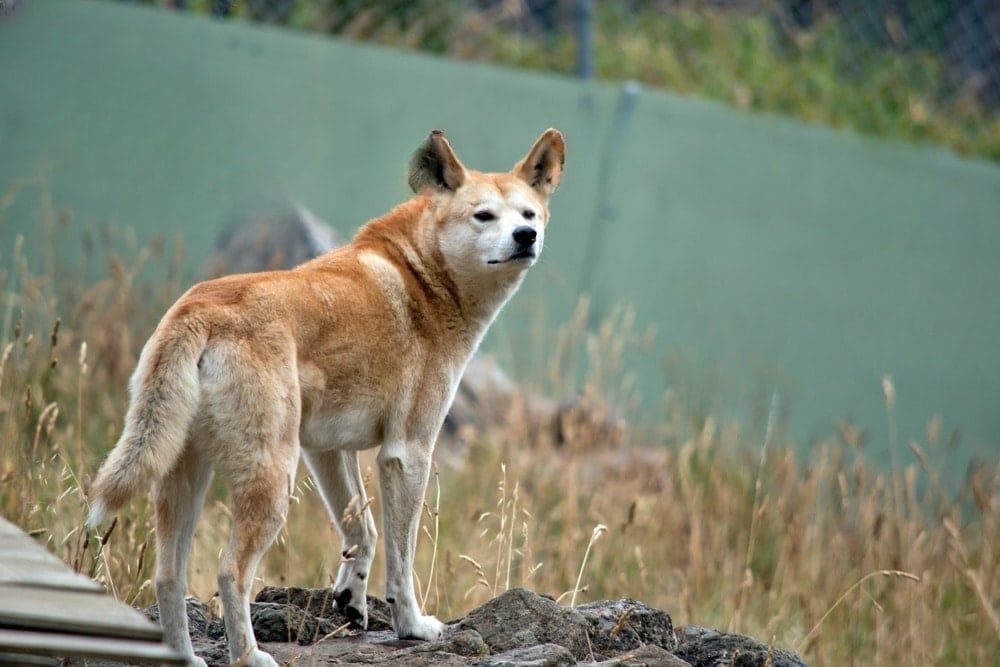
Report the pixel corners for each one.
[208,337,301,665]
[378,440,444,640]
[303,449,377,628]
[154,444,213,667]
[216,455,295,667]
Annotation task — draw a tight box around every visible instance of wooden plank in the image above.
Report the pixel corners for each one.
[0,585,163,641]
[0,555,104,593]
[0,652,59,665]
[0,517,183,664]
[0,629,186,665]
[0,520,24,537]
[0,518,103,592]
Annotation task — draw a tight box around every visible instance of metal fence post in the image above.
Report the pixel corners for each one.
[577,81,641,312]
[575,0,595,80]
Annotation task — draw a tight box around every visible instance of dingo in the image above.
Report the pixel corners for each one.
[88,129,566,666]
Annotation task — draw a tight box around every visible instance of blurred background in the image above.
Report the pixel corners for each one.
[1,2,999,664]
[2,0,998,480]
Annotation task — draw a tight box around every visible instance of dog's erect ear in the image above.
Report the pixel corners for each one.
[513,128,565,198]
[408,130,467,193]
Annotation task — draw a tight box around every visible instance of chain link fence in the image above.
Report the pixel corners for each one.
[128,1,1000,157]
[777,0,1000,107]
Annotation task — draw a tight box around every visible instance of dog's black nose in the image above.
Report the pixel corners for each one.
[513,226,537,246]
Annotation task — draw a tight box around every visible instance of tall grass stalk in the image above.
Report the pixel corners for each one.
[730,390,779,633]
[419,467,441,613]
[569,524,607,608]
[796,569,920,654]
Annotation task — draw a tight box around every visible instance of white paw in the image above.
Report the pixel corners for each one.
[249,648,280,667]
[396,614,444,641]
[187,657,208,667]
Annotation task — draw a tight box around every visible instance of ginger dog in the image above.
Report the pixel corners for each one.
[89,129,565,666]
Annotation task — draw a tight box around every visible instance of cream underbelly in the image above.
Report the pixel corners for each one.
[300,402,384,452]
[296,355,466,452]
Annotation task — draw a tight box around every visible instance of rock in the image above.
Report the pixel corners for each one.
[192,639,229,666]
[673,626,807,667]
[440,629,492,657]
[125,591,802,667]
[577,597,677,656]
[143,595,226,640]
[258,628,488,665]
[592,645,692,666]
[201,203,343,278]
[258,624,485,664]
[254,585,393,631]
[250,601,341,644]
[143,595,211,637]
[442,355,529,437]
[141,597,226,664]
[478,643,576,666]
[254,585,333,617]
[382,629,491,662]
[459,588,592,660]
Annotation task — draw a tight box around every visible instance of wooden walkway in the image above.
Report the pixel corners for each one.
[0,516,185,665]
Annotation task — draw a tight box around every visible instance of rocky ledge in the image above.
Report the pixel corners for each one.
[138,587,806,666]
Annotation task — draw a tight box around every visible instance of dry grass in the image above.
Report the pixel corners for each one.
[1,195,997,665]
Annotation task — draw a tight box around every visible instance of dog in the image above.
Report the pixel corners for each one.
[88,129,566,666]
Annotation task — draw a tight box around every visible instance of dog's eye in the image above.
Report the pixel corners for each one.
[473,211,496,222]
[522,209,536,220]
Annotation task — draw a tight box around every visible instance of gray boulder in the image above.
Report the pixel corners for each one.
[131,590,805,667]
[250,601,339,644]
[143,595,213,637]
[459,588,592,660]
[435,629,492,658]
[201,203,342,278]
[592,645,692,666]
[254,585,393,631]
[577,597,677,657]
[478,643,576,666]
[260,628,488,665]
[673,626,807,667]
[142,595,226,641]
[141,597,226,663]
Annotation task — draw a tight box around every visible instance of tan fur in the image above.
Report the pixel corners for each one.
[89,130,566,667]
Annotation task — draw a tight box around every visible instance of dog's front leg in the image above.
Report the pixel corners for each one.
[377,440,444,640]
[302,449,376,628]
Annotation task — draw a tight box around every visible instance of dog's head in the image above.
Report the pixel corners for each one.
[408,129,565,284]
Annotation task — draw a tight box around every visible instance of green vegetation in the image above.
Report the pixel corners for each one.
[127,0,1000,160]
[491,5,1000,160]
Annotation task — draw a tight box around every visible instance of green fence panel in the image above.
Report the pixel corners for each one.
[2,0,998,482]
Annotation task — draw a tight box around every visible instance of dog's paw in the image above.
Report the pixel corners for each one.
[396,614,444,641]
[248,649,280,667]
[333,586,368,629]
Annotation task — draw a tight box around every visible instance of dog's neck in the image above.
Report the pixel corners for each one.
[354,197,526,356]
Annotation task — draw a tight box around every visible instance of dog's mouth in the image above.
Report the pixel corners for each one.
[488,250,536,265]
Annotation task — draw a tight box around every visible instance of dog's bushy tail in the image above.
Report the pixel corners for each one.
[87,317,207,527]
